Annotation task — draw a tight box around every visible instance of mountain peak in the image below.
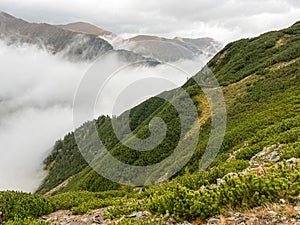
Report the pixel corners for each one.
[126,35,162,41]
[0,11,16,19]
[292,20,300,27]
[57,22,116,37]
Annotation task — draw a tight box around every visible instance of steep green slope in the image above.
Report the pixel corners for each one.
[38,21,300,194]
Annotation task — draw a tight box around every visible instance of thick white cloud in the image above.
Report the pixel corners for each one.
[0,42,89,192]
[0,0,300,43]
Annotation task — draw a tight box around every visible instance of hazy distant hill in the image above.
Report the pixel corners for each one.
[0,12,157,63]
[0,11,113,61]
[57,22,116,37]
[0,11,221,64]
[57,21,223,63]
[119,35,222,62]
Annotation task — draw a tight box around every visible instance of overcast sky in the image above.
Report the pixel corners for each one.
[0,0,300,43]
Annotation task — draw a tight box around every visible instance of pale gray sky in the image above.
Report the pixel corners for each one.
[0,0,300,43]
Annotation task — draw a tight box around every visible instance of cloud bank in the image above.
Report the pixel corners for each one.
[0,0,300,43]
[0,41,208,192]
[0,42,88,192]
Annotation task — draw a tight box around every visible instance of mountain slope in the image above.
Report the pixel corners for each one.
[0,11,113,61]
[0,12,220,64]
[0,12,158,63]
[37,21,300,195]
[118,35,222,62]
[57,22,116,37]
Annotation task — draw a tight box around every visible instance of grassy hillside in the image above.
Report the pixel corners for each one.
[3,162,300,224]
[37,21,300,195]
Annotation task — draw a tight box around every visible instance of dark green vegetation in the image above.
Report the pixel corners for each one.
[2,163,299,224]
[4,22,300,223]
[145,164,299,221]
[0,191,52,224]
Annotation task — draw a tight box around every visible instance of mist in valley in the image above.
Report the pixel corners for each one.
[0,40,209,192]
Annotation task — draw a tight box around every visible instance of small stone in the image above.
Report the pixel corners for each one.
[279,198,286,204]
[272,156,281,162]
[234,212,243,217]
[269,210,278,217]
[200,185,206,192]
[294,206,300,214]
[227,217,236,221]
[81,217,90,223]
[207,217,220,224]
[217,178,225,186]
[182,221,192,225]
[128,211,148,220]
[268,151,280,162]
[236,216,247,224]
[128,212,142,218]
[286,157,297,164]
[168,217,176,223]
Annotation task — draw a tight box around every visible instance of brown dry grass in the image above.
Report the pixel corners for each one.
[274,37,288,48]
[269,56,300,72]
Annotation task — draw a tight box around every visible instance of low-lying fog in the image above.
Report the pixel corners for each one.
[0,41,208,192]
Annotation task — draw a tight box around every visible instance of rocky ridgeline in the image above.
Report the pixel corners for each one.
[40,203,300,225]
[40,209,106,225]
[208,143,298,188]
[40,145,299,224]
[206,202,300,225]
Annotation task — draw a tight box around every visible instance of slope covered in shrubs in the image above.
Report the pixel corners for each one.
[3,21,300,224]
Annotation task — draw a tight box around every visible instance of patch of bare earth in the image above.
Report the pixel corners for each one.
[40,208,107,225]
[270,56,300,72]
[274,36,289,48]
[206,202,300,225]
[45,176,73,196]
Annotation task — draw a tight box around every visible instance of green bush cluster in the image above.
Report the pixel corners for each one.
[71,197,132,215]
[145,164,300,220]
[0,191,52,221]
[236,116,300,160]
[49,190,134,212]
[281,142,300,159]
[5,217,50,225]
[104,201,142,219]
[208,22,300,85]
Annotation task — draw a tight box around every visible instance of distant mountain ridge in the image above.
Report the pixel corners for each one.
[119,35,222,62]
[57,22,116,37]
[0,11,221,63]
[0,11,157,63]
[0,11,113,61]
